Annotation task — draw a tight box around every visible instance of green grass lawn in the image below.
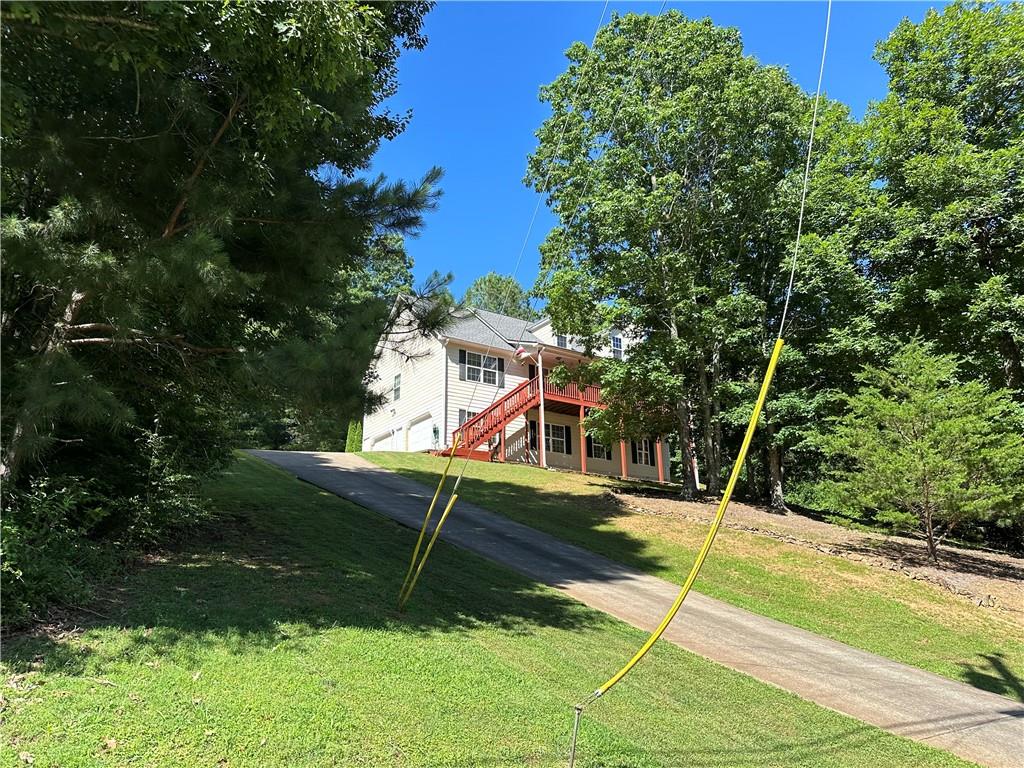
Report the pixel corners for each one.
[363,452,1024,703]
[2,454,979,767]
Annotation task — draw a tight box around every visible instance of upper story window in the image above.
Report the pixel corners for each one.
[459,349,505,386]
[556,334,568,348]
[611,334,623,360]
[393,373,401,401]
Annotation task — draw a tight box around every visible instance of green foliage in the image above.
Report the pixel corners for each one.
[531,2,1023,527]
[462,272,540,320]
[1,429,209,630]
[861,1,1024,394]
[527,10,858,499]
[0,1,443,618]
[345,419,364,452]
[820,341,1024,559]
[1,477,114,627]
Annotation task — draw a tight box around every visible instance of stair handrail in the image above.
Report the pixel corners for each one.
[451,375,540,448]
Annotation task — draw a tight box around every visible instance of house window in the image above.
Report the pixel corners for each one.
[586,435,612,460]
[459,350,505,386]
[393,373,401,401]
[632,438,655,466]
[458,409,479,426]
[556,334,567,348]
[611,335,623,360]
[545,423,571,454]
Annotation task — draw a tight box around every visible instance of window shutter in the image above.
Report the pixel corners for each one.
[458,409,466,426]
[498,357,505,387]
[459,349,466,381]
[564,425,571,455]
[631,441,638,465]
[586,435,593,458]
[529,420,537,449]
[648,437,656,465]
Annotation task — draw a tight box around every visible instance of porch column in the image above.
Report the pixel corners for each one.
[579,405,587,475]
[656,437,665,483]
[499,425,506,462]
[620,440,628,480]
[538,348,547,468]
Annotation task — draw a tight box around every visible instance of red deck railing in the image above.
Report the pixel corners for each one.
[450,375,602,451]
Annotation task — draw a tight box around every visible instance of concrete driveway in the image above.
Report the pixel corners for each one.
[250,450,1024,768]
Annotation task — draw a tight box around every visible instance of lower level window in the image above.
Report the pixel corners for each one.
[458,409,479,426]
[587,436,612,460]
[633,438,655,466]
[545,423,568,454]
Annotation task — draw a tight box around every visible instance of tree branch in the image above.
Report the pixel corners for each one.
[162,91,247,238]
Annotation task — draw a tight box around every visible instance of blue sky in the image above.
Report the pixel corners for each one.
[368,1,944,300]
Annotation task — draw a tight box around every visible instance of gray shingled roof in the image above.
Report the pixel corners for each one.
[442,307,542,348]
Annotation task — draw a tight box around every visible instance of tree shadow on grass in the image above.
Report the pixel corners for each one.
[340,453,670,586]
[2,456,608,679]
[832,537,1024,582]
[959,652,1024,702]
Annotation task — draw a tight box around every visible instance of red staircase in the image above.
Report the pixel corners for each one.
[435,375,603,457]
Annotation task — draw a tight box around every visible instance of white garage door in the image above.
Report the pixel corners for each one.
[407,416,433,452]
[371,428,403,451]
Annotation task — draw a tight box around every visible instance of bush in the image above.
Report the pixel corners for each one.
[345,419,363,452]
[1,477,119,628]
[1,429,213,630]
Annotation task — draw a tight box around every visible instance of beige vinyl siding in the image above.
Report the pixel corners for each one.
[362,310,445,452]
[444,342,530,452]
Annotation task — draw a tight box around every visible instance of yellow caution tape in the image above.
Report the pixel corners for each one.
[398,491,460,610]
[399,434,460,606]
[592,337,785,698]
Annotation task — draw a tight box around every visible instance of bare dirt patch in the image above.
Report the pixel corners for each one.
[611,490,1024,619]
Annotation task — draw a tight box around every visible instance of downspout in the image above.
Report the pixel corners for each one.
[442,338,449,446]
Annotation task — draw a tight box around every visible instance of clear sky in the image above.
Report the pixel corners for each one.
[368,1,945,300]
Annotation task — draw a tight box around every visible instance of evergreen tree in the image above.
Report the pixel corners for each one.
[463,272,540,320]
[821,341,1024,561]
[1,2,446,485]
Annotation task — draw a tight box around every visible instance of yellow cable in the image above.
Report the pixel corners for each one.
[399,434,460,605]
[590,337,785,699]
[398,492,460,609]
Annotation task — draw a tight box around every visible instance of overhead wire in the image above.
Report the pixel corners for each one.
[567,0,833,764]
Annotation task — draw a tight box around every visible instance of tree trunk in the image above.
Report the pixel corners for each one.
[764,419,788,511]
[697,356,720,494]
[996,330,1024,397]
[1,289,88,481]
[923,508,940,565]
[744,453,757,500]
[676,399,699,499]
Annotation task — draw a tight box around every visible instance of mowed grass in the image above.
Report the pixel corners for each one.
[364,452,1024,702]
[2,454,979,767]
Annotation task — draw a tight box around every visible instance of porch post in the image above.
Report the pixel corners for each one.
[620,440,628,480]
[538,348,547,468]
[499,425,506,462]
[579,405,587,475]
[656,437,665,483]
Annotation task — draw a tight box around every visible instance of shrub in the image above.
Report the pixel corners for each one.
[820,341,1024,560]
[345,420,363,452]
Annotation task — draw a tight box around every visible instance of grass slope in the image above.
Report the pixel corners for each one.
[363,452,1024,702]
[2,454,978,767]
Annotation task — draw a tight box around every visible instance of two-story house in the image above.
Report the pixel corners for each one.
[361,302,671,482]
